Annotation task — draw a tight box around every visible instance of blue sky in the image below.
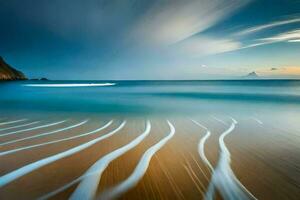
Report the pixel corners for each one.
[1,0,300,80]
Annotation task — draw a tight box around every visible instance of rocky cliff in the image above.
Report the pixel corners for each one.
[0,57,27,80]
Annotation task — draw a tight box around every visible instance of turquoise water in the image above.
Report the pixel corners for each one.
[1,80,300,116]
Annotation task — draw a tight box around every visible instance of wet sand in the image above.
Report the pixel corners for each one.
[227,117,300,200]
[0,115,299,200]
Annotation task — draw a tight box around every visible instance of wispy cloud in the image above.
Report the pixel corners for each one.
[173,36,241,57]
[288,39,300,42]
[5,0,250,58]
[129,0,249,46]
[241,41,274,49]
[259,29,300,42]
[237,18,300,49]
[235,17,300,36]
[123,0,250,59]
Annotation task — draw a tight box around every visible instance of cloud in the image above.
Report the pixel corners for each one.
[232,17,300,50]
[235,17,300,36]
[240,29,300,49]
[117,0,249,60]
[259,67,300,76]
[258,29,300,42]
[3,0,250,58]
[288,39,300,42]
[129,0,249,46]
[173,36,242,57]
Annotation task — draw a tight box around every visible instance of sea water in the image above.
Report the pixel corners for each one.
[1,80,300,117]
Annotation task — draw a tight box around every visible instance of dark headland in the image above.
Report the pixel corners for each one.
[0,56,27,81]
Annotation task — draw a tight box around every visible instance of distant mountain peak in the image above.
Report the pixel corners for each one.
[245,71,259,79]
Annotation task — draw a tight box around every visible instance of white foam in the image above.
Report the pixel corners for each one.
[0,121,125,187]
[0,120,89,146]
[0,120,113,157]
[98,120,175,200]
[23,83,116,87]
[39,120,142,200]
[211,115,228,125]
[0,119,27,126]
[191,120,213,171]
[0,120,67,137]
[69,120,151,200]
[251,117,263,125]
[205,118,257,200]
[0,121,40,132]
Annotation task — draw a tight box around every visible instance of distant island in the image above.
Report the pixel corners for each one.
[0,56,27,81]
[244,71,259,79]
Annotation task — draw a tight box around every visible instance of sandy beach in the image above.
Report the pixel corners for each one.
[0,114,299,200]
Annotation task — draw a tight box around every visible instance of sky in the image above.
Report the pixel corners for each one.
[1,0,300,80]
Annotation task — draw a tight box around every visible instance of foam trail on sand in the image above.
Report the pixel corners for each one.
[0,121,113,156]
[0,119,27,126]
[0,121,40,132]
[98,120,175,200]
[191,120,213,171]
[211,115,228,125]
[0,121,126,187]
[0,120,89,146]
[0,120,67,137]
[69,120,151,200]
[251,117,263,125]
[24,83,116,87]
[39,121,150,200]
[205,118,257,200]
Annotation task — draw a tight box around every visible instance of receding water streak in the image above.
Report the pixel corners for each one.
[0,120,67,137]
[0,120,89,146]
[191,120,213,171]
[0,119,27,126]
[205,118,257,200]
[69,120,151,200]
[251,117,263,125]
[0,120,113,157]
[39,121,150,200]
[98,120,175,200]
[211,115,228,125]
[0,121,40,132]
[0,121,126,187]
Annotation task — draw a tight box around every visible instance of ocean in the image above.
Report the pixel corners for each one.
[1,79,300,117]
